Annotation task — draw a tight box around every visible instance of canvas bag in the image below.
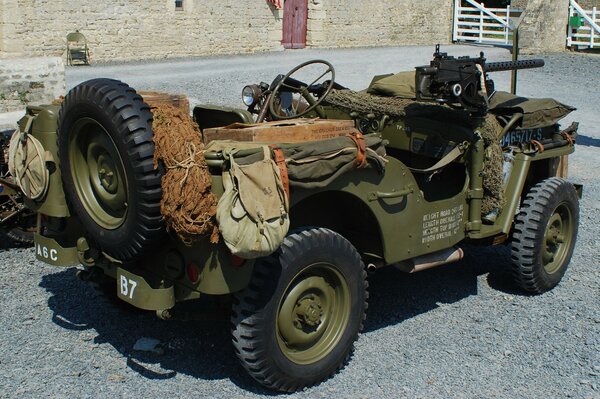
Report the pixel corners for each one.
[216,146,290,259]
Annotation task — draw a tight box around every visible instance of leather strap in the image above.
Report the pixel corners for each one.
[270,145,290,199]
[531,139,545,153]
[563,132,574,146]
[347,132,368,169]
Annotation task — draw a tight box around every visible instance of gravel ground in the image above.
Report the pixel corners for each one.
[1,45,599,398]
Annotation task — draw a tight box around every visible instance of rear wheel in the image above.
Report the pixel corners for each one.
[231,228,368,392]
[58,79,163,261]
[511,178,579,293]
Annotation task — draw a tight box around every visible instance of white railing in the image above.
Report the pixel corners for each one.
[567,0,600,49]
[453,0,522,45]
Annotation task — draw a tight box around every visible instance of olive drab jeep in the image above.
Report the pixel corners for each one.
[8,47,582,392]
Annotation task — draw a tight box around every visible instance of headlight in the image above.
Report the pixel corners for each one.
[242,85,260,107]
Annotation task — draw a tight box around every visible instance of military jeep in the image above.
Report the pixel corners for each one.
[9,48,581,392]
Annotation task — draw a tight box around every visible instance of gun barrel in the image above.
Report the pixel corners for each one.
[485,59,545,73]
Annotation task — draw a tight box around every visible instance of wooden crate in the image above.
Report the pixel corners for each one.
[140,91,190,114]
[203,119,357,144]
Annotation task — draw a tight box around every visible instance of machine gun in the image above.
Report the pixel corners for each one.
[415,45,545,115]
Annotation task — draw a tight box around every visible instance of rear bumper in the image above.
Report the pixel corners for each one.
[116,267,175,310]
[34,233,79,266]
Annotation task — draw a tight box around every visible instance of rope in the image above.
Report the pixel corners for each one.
[150,102,219,245]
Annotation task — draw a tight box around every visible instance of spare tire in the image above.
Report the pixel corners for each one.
[58,78,163,261]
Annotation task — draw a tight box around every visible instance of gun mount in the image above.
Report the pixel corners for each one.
[415,45,544,116]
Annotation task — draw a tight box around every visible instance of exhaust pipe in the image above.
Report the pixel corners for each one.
[395,247,464,273]
[366,263,378,274]
[367,261,384,274]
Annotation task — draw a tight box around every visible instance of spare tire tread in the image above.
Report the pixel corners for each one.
[58,78,164,261]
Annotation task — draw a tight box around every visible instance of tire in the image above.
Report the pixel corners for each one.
[231,228,368,392]
[511,178,579,293]
[7,225,35,245]
[58,78,163,261]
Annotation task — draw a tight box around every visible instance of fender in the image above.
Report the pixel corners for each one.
[291,156,469,264]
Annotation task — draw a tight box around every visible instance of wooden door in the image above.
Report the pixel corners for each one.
[282,0,308,49]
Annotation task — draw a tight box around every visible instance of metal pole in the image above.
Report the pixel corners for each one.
[511,28,519,94]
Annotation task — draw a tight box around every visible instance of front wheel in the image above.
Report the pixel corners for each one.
[511,178,579,293]
[231,228,368,392]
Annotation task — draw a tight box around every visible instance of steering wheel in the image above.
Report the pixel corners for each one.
[268,59,336,120]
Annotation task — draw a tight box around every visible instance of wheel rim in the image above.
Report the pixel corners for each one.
[68,117,128,229]
[277,262,350,365]
[542,202,573,274]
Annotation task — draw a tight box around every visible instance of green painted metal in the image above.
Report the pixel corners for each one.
[34,233,80,267]
[367,186,413,201]
[291,157,468,264]
[570,16,585,28]
[276,262,350,365]
[116,267,175,310]
[172,238,255,296]
[86,226,253,299]
[68,117,128,229]
[470,145,575,239]
[542,202,574,274]
[193,104,254,131]
[467,133,484,233]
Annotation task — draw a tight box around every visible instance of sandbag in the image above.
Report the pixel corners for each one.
[216,147,290,259]
[489,91,576,129]
[367,71,416,99]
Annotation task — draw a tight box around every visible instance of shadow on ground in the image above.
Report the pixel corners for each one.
[577,134,600,148]
[38,243,516,393]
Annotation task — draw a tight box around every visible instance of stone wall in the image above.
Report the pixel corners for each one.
[1,0,284,62]
[577,0,600,8]
[307,0,453,48]
[0,0,453,63]
[0,57,65,112]
[511,0,570,54]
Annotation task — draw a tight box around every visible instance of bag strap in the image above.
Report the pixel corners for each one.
[408,141,469,174]
[347,131,368,168]
[269,145,290,200]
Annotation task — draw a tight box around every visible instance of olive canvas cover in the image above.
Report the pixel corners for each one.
[366,71,416,99]
[489,91,576,129]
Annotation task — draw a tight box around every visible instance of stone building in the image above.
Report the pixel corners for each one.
[0,0,589,114]
[0,0,454,62]
[577,0,600,7]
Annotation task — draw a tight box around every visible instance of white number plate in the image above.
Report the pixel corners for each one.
[119,275,138,300]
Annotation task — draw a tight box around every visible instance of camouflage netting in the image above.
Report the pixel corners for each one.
[150,103,219,244]
[324,90,472,126]
[478,114,504,216]
[324,90,416,117]
[325,90,504,216]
